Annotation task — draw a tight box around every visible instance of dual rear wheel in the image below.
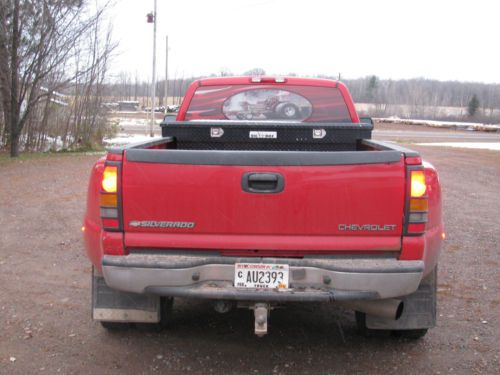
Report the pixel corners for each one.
[355,266,437,340]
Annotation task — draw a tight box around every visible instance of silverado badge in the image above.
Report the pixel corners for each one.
[129,221,196,229]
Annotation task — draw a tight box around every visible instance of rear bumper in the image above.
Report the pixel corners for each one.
[102,253,424,302]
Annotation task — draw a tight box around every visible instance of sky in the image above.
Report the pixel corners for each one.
[104,0,500,83]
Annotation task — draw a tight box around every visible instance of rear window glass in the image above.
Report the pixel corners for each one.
[185,85,352,123]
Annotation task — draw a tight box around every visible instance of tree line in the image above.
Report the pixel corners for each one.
[103,74,192,107]
[340,76,500,121]
[106,72,500,122]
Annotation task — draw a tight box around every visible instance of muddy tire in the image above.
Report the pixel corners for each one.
[356,267,437,338]
[100,321,133,331]
[135,297,174,331]
[159,296,174,327]
[355,310,371,336]
[392,328,428,339]
[354,311,389,337]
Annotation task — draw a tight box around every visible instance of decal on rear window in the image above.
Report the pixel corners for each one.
[185,85,352,123]
[222,89,312,121]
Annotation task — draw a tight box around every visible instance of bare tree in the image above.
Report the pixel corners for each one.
[218,67,233,77]
[243,68,266,76]
[69,17,115,149]
[0,0,111,157]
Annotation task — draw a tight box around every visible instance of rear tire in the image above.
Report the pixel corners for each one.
[392,328,428,339]
[159,296,174,328]
[135,296,174,332]
[100,321,133,331]
[356,267,437,339]
[355,311,388,337]
[355,310,370,336]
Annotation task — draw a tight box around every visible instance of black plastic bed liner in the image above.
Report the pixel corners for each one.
[160,120,373,151]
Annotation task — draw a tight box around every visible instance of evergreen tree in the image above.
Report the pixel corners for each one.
[366,75,378,101]
[468,94,480,117]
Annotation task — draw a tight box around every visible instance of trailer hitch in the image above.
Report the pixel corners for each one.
[252,303,270,337]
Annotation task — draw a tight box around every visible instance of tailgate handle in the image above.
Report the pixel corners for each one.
[242,172,284,193]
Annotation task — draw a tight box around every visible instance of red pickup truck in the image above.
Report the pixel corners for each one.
[83,76,443,338]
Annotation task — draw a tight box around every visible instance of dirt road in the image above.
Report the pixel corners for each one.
[0,145,498,375]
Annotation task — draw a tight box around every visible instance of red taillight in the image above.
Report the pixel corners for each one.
[406,169,428,235]
[100,163,121,231]
[410,170,426,197]
[102,218,120,228]
[102,166,117,193]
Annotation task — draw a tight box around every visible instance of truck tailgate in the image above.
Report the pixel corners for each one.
[121,149,406,253]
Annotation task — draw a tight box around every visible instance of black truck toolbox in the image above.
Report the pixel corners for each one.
[160,120,373,151]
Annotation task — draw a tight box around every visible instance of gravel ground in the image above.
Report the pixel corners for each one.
[0,145,498,375]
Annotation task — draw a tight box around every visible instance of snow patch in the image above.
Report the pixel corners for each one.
[103,133,160,146]
[417,142,500,151]
[110,117,163,128]
[377,117,500,132]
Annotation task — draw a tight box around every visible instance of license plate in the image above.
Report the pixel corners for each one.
[234,263,289,289]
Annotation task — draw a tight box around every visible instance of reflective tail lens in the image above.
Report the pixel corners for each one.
[410,170,426,197]
[410,198,428,211]
[100,193,118,207]
[102,166,118,193]
[407,170,428,234]
[100,164,121,230]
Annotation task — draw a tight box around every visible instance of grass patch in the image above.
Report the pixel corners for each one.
[0,150,105,165]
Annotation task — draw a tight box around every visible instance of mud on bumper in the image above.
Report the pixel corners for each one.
[101,253,424,302]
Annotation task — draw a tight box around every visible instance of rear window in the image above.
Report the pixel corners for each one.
[185,85,352,123]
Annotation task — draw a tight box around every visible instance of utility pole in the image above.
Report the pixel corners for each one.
[149,0,157,137]
[165,35,168,107]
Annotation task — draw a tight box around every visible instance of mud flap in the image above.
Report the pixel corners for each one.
[92,267,160,323]
[366,267,437,330]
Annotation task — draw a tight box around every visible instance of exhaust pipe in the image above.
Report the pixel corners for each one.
[338,299,404,320]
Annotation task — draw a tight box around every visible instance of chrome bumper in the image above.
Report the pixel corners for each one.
[102,253,424,301]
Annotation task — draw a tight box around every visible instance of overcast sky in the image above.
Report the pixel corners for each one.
[105,0,500,83]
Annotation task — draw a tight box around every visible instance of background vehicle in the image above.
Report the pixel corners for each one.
[167,104,180,113]
[83,76,443,338]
